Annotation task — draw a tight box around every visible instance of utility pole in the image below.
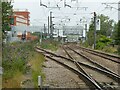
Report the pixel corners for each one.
[94,12,97,49]
[44,24,46,33]
[50,11,53,38]
[85,24,87,40]
[48,16,49,35]
[58,29,60,41]
[44,24,46,39]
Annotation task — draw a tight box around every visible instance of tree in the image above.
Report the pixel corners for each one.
[87,14,114,46]
[2,2,13,38]
[87,22,94,46]
[112,21,120,45]
[116,20,120,54]
[0,1,2,38]
[97,14,114,36]
[96,35,112,50]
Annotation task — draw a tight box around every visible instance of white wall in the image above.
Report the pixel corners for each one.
[16,17,27,23]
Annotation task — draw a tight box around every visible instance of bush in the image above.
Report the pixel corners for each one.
[3,59,26,79]
[96,35,112,50]
[40,40,59,51]
[2,41,36,79]
[103,46,117,53]
[96,42,106,50]
[82,41,89,48]
[98,35,112,44]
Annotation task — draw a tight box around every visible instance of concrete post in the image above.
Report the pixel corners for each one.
[38,76,42,89]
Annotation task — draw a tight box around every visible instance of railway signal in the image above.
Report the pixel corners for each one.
[96,19,100,30]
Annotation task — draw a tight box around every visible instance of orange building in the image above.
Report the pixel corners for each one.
[11,9,30,26]
[17,32,38,41]
[10,9,38,41]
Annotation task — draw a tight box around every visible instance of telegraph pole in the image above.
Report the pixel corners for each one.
[44,24,46,33]
[48,16,49,35]
[94,12,97,49]
[58,29,60,41]
[85,24,87,40]
[50,11,53,38]
[44,24,46,39]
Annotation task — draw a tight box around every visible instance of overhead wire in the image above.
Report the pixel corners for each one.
[40,0,118,27]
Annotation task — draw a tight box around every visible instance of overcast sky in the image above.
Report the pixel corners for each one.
[12,0,120,26]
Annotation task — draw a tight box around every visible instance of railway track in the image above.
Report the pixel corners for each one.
[63,46,120,89]
[75,45,120,64]
[35,46,120,90]
[67,44,120,75]
[35,47,103,89]
[66,46,120,78]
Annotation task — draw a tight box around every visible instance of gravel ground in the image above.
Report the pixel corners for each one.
[42,48,89,89]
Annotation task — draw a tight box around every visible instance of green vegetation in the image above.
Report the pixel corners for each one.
[29,53,45,87]
[2,41,45,88]
[87,14,114,47]
[2,38,60,88]
[102,46,117,54]
[97,14,114,36]
[117,20,120,55]
[82,14,119,54]
[40,40,60,51]
[96,35,112,50]
[3,42,32,79]
[2,2,13,38]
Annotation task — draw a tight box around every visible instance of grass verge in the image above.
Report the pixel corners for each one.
[29,52,45,87]
[40,40,59,51]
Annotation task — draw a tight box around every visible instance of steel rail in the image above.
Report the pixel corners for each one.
[78,46,120,64]
[63,46,120,82]
[62,46,93,79]
[35,46,120,81]
[67,46,120,78]
[36,49,103,90]
[62,46,104,88]
[46,55,103,90]
[77,61,120,82]
[64,46,120,89]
